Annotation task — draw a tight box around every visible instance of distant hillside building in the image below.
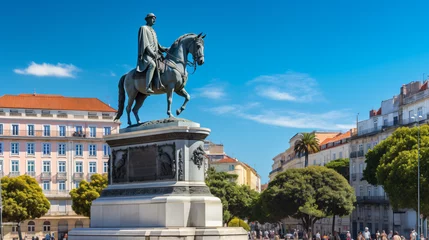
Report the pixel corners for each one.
[210,156,261,193]
[0,93,120,240]
[204,140,226,162]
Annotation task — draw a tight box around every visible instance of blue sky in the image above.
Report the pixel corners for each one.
[1,0,429,183]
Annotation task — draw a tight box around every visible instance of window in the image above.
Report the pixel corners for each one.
[103,144,110,157]
[104,162,108,173]
[43,221,51,232]
[75,162,83,173]
[75,144,83,156]
[43,125,50,136]
[409,110,414,121]
[58,181,66,191]
[42,161,51,173]
[418,107,423,118]
[43,143,51,155]
[27,125,34,136]
[75,126,83,133]
[104,127,111,135]
[27,221,35,232]
[74,181,81,188]
[11,142,19,155]
[89,126,96,137]
[58,161,66,172]
[27,160,35,173]
[367,186,372,196]
[333,153,336,160]
[358,144,363,151]
[359,185,364,196]
[0,124,3,135]
[11,160,19,173]
[43,181,50,191]
[58,143,66,155]
[89,144,97,156]
[0,142,3,155]
[339,152,343,159]
[12,124,19,136]
[89,162,96,173]
[12,226,18,232]
[27,143,35,155]
[228,165,234,171]
[59,125,66,137]
[0,160,3,172]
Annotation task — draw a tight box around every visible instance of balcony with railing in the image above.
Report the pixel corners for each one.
[404,89,429,105]
[351,173,364,182]
[0,130,103,139]
[269,167,282,176]
[9,172,20,177]
[357,150,365,157]
[73,172,84,181]
[43,190,70,198]
[26,171,36,177]
[56,172,67,181]
[356,196,390,204]
[40,172,51,180]
[350,151,358,158]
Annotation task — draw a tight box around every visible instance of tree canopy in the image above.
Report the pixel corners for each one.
[261,166,355,232]
[205,167,259,222]
[70,173,108,218]
[325,158,350,181]
[2,175,50,240]
[364,125,429,215]
[294,132,320,167]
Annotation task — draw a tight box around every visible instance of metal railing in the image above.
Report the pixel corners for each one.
[56,172,67,180]
[350,151,357,158]
[26,171,36,177]
[404,89,429,105]
[40,172,51,180]
[357,150,365,157]
[73,172,84,181]
[9,172,20,177]
[0,130,103,138]
[351,173,364,181]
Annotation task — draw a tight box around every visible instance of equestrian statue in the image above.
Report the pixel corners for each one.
[114,13,206,125]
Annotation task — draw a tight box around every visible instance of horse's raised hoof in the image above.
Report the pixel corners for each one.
[176,109,181,116]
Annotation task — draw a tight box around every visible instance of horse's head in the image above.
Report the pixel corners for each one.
[190,33,206,66]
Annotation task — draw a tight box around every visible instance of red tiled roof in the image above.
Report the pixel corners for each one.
[0,94,116,112]
[420,81,428,91]
[320,131,351,146]
[212,156,238,164]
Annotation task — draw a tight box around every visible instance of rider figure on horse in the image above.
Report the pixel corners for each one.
[137,13,169,94]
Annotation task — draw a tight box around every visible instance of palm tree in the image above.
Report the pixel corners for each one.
[294,132,320,167]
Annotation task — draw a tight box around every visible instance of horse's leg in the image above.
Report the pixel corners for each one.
[166,86,175,118]
[132,93,147,124]
[126,91,137,126]
[175,88,190,116]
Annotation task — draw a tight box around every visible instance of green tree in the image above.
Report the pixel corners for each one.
[228,217,251,231]
[261,166,355,235]
[364,125,429,216]
[70,173,108,218]
[325,158,351,233]
[325,158,350,181]
[2,175,50,240]
[205,167,259,222]
[294,132,320,167]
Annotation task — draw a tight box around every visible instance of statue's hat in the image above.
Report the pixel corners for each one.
[145,13,156,20]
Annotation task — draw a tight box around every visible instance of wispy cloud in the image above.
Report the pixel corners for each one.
[207,104,354,131]
[102,71,117,77]
[14,62,79,78]
[193,83,226,100]
[249,71,323,102]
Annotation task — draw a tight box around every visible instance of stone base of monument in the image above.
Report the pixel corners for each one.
[68,119,247,240]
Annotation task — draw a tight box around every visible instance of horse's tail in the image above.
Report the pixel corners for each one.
[114,74,126,121]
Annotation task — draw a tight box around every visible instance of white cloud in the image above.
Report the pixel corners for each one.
[248,71,323,102]
[208,104,354,131]
[193,83,226,100]
[14,62,79,78]
[110,71,116,77]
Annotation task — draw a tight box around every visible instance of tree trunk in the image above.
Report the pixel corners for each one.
[305,152,309,167]
[332,215,336,236]
[17,222,22,240]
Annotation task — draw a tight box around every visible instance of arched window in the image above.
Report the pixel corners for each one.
[43,221,51,232]
[27,221,35,232]
[75,220,83,228]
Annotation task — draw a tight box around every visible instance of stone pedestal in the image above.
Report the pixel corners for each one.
[68,119,247,240]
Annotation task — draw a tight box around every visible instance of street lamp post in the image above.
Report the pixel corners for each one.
[412,114,422,240]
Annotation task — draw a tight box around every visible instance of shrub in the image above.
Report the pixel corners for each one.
[228,217,250,231]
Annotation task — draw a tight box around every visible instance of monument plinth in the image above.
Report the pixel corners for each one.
[69,119,247,239]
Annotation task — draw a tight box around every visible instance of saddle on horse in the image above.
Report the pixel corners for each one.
[133,59,167,90]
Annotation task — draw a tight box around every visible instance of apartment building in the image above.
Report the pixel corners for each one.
[268,131,339,181]
[210,156,262,192]
[203,140,226,162]
[0,94,120,240]
[269,130,354,234]
[350,80,429,237]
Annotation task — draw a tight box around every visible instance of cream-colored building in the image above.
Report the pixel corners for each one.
[210,156,261,192]
[0,93,120,240]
